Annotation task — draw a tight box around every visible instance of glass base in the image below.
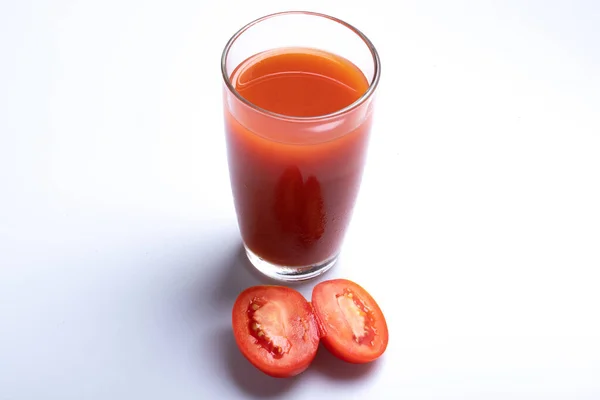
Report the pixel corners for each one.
[244,246,338,282]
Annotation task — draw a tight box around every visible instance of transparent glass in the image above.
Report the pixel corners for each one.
[221,11,380,281]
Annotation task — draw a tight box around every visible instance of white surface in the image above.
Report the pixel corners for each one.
[1,1,599,399]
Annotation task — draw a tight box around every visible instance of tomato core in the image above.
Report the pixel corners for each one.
[247,298,292,359]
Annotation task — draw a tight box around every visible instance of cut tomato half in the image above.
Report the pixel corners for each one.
[231,285,320,378]
[232,279,388,377]
[311,279,388,364]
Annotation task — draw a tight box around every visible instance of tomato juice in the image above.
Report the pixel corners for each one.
[223,47,375,267]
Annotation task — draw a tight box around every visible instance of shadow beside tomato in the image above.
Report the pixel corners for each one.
[208,244,316,309]
[309,343,380,381]
[208,244,266,309]
[218,326,299,398]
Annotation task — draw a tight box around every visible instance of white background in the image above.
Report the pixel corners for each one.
[1,0,599,399]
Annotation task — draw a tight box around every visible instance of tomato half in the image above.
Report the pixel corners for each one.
[311,279,389,364]
[231,285,320,378]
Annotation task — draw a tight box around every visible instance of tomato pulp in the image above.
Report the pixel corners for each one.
[312,279,389,364]
[231,279,388,377]
[224,47,374,267]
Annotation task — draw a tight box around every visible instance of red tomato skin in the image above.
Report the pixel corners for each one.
[232,285,320,378]
[312,279,389,364]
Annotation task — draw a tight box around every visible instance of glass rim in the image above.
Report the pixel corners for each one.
[220,10,381,122]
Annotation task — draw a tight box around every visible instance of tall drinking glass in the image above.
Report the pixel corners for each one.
[221,11,380,281]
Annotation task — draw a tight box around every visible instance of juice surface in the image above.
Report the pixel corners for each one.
[230,48,368,117]
[224,47,373,266]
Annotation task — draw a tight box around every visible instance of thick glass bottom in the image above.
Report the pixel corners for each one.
[244,246,338,282]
